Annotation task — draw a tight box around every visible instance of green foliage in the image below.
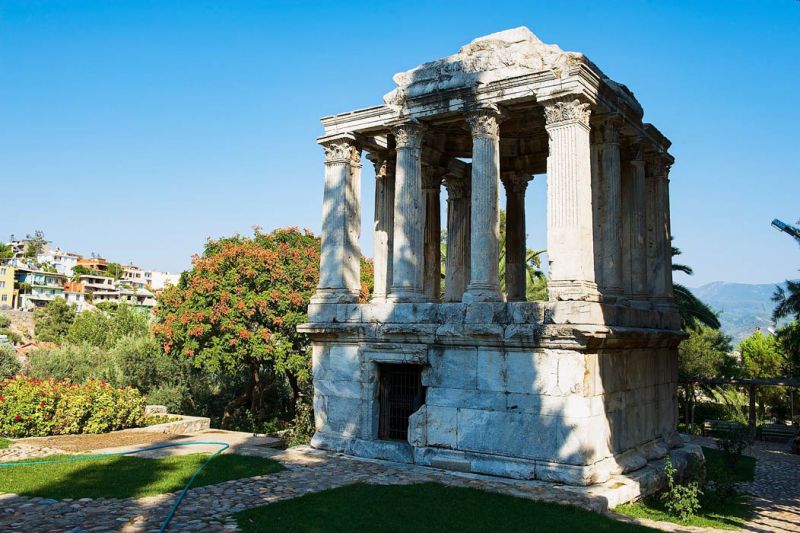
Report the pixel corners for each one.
[661,456,702,521]
[0,344,21,378]
[286,399,314,447]
[153,228,321,427]
[108,334,174,391]
[0,376,146,437]
[66,304,149,349]
[671,241,721,330]
[0,243,12,261]
[0,315,10,328]
[0,453,284,500]
[33,298,76,343]
[105,262,124,279]
[739,330,783,377]
[678,326,735,378]
[714,422,752,465]
[235,482,652,533]
[26,343,114,383]
[0,328,22,345]
[23,231,47,258]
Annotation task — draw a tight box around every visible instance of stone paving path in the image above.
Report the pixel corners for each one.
[0,432,797,532]
[690,436,800,533]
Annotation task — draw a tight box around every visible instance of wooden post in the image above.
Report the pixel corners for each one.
[748,383,757,439]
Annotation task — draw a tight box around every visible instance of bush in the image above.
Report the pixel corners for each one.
[0,376,146,437]
[146,383,189,414]
[67,304,149,349]
[0,344,20,378]
[27,343,114,383]
[0,315,10,328]
[0,328,22,345]
[661,456,702,520]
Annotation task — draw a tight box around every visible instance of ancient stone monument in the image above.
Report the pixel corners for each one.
[300,27,688,486]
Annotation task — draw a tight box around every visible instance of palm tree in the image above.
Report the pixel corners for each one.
[671,241,720,330]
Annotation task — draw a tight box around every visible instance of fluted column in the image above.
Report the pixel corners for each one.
[463,107,503,302]
[422,167,443,301]
[544,98,598,301]
[628,140,649,305]
[444,176,470,302]
[502,174,532,301]
[647,154,675,309]
[312,134,361,303]
[600,116,624,297]
[367,151,395,302]
[388,121,425,302]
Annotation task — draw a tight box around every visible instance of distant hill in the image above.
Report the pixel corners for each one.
[690,281,787,345]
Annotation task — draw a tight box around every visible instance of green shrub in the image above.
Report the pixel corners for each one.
[0,376,146,437]
[287,399,314,446]
[145,383,189,413]
[0,328,22,345]
[0,315,10,328]
[661,456,702,520]
[66,304,149,349]
[0,344,20,378]
[27,343,114,383]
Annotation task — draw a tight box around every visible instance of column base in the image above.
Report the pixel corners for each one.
[548,280,600,302]
[310,288,360,304]
[387,288,427,303]
[462,284,503,303]
[651,298,678,312]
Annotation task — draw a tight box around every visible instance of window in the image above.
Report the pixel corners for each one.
[378,364,425,441]
[0,281,4,288]
[0,268,5,275]
[1,295,6,302]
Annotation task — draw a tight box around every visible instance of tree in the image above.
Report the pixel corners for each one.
[33,298,77,343]
[678,326,736,430]
[66,304,149,349]
[672,241,721,330]
[153,228,321,428]
[0,243,12,261]
[23,230,47,258]
[739,329,787,420]
[771,217,800,378]
[0,344,20,378]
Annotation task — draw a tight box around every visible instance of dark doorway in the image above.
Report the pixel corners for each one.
[378,364,425,441]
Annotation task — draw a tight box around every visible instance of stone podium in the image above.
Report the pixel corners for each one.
[299,27,687,486]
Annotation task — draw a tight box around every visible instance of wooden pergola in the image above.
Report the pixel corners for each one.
[680,376,800,437]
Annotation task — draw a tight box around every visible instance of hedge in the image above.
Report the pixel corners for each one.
[0,376,146,438]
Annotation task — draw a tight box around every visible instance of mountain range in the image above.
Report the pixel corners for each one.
[690,281,788,345]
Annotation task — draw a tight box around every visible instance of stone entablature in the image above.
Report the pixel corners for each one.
[302,27,684,486]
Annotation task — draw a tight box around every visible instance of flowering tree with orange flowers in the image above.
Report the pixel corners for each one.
[153,227,323,428]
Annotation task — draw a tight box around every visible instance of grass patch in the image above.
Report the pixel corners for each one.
[0,438,10,450]
[701,446,755,482]
[235,482,655,532]
[616,495,751,530]
[0,453,284,499]
[615,446,756,530]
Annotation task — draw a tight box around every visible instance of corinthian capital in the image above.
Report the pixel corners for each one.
[646,153,672,178]
[320,134,360,165]
[501,174,533,194]
[366,150,395,180]
[543,98,591,128]
[466,107,504,138]
[602,115,623,144]
[444,176,469,200]
[392,121,425,150]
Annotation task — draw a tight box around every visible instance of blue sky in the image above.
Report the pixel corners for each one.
[1,0,798,286]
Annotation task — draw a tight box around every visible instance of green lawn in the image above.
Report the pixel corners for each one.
[235,482,655,533]
[0,438,10,450]
[615,446,755,530]
[0,453,284,499]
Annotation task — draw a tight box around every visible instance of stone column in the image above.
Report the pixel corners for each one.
[502,173,532,301]
[388,121,425,302]
[463,107,503,302]
[312,133,361,303]
[367,151,395,302]
[647,154,675,309]
[628,140,649,304]
[544,98,598,301]
[444,176,470,302]
[600,116,624,297]
[422,167,443,301]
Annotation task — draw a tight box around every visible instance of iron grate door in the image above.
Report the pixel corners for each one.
[378,364,425,441]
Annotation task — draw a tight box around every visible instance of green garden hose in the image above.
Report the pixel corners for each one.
[0,440,231,532]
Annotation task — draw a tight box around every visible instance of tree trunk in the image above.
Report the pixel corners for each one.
[285,371,302,416]
[220,361,258,429]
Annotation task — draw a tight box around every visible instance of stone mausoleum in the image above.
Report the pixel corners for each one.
[299,27,688,486]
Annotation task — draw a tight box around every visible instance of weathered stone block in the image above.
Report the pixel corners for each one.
[423,347,477,389]
[505,350,558,395]
[456,408,559,459]
[313,393,361,437]
[426,405,458,448]
[476,349,505,391]
[426,387,506,410]
[470,453,537,479]
[315,379,362,399]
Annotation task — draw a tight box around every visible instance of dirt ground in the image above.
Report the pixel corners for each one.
[17,430,181,452]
